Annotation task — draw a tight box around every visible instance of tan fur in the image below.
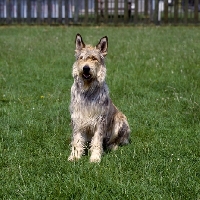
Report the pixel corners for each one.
[68,34,130,163]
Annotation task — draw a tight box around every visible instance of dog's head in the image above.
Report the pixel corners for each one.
[73,34,108,86]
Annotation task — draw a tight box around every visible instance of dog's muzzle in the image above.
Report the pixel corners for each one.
[82,65,92,80]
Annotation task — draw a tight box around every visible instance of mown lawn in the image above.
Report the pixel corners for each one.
[0,26,200,199]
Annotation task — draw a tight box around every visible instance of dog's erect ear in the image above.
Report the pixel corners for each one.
[96,36,108,57]
[75,33,85,51]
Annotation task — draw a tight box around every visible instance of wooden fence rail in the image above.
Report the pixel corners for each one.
[0,0,199,25]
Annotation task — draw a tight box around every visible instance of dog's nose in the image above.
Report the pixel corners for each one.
[83,65,90,72]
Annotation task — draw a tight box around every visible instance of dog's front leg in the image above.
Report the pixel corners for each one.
[90,126,104,163]
[68,131,85,161]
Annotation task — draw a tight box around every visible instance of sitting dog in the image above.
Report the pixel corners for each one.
[68,34,130,163]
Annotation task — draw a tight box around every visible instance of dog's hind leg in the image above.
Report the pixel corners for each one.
[107,112,130,150]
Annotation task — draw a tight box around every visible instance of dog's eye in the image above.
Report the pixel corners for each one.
[91,56,97,61]
[79,56,83,60]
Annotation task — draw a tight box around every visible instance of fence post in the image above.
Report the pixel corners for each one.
[99,0,104,19]
[74,0,79,23]
[105,0,108,23]
[48,0,51,25]
[114,0,118,25]
[27,0,31,24]
[65,0,69,25]
[37,0,41,24]
[84,0,88,24]
[95,0,99,24]
[124,0,128,23]
[164,0,168,24]
[184,0,188,24]
[194,0,198,24]
[144,0,149,24]
[6,0,11,24]
[134,0,138,24]
[17,0,21,24]
[154,0,159,24]
[58,0,62,24]
[174,0,178,25]
[150,0,153,21]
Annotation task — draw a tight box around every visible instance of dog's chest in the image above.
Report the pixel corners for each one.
[72,97,104,117]
[70,86,109,123]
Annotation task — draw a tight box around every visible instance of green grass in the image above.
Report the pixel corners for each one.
[0,26,200,199]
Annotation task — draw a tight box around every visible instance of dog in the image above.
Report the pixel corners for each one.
[68,34,130,163]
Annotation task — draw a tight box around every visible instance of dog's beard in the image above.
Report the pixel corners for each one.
[76,74,100,94]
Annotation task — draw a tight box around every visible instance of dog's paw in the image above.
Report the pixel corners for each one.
[68,156,76,161]
[90,155,101,163]
[68,155,81,162]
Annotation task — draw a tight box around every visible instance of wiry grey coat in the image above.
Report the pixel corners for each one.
[68,34,130,163]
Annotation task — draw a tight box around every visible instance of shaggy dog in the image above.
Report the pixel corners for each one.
[68,34,130,163]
